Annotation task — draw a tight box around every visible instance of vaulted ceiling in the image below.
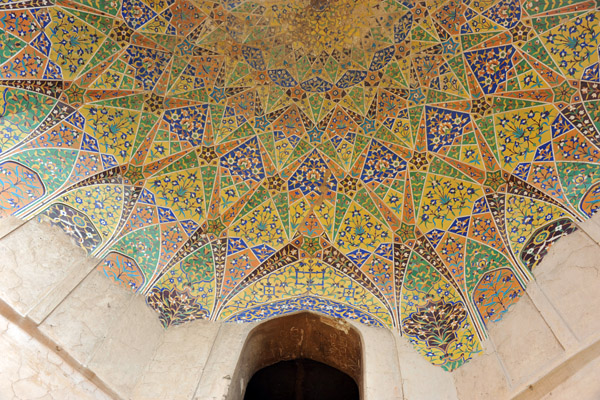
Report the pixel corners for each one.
[0,0,599,370]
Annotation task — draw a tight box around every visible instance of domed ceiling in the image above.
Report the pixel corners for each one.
[0,0,599,370]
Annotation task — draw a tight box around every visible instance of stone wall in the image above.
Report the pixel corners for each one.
[1,215,600,399]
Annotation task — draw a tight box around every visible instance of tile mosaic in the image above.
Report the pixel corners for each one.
[0,0,599,370]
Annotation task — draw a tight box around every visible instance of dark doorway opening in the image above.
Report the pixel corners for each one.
[243,358,360,400]
[228,312,363,400]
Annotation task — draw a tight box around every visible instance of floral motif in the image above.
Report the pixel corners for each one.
[1,0,600,371]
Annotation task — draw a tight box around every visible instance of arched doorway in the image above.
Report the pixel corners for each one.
[227,311,364,400]
[244,358,359,400]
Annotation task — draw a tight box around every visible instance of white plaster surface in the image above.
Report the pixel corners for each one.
[0,314,110,400]
[194,322,256,400]
[487,293,564,385]
[452,342,510,400]
[0,220,91,316]
[534,229,600,342]
[540,354,600,400]
[354,324,404,400]
[132,319,221,400]
[27,256,100,325]
[87,294,164,399]
[526,280,578,351]
[394,333,459,400]
[40,269,134,367]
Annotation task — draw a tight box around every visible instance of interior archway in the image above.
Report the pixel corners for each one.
[228,311,364,400]
[243,358,359,400]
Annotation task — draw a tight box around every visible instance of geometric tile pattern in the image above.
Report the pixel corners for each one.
[0,0,599,370]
